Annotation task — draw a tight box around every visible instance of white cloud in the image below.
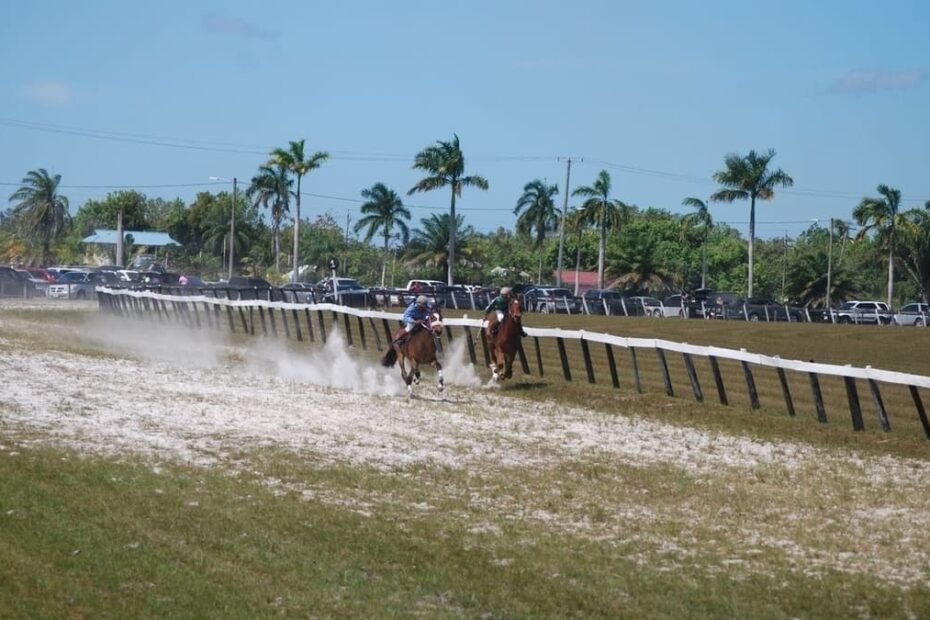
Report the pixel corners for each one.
[829,69,927,94]
[23,81,74,105]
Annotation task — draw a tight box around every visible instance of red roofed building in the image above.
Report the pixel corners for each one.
[552,269,603,295]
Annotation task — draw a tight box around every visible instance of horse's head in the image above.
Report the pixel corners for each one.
[427,309,444,335]
[509,297,523,323]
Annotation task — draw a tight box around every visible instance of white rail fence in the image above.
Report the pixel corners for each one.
[96,288,930,442]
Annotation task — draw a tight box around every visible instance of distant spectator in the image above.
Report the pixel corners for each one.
[179,275,189,286]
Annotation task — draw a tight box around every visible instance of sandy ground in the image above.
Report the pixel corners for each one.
[2,298,929,589]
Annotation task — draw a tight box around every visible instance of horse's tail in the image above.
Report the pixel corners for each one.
[380,348,398,367]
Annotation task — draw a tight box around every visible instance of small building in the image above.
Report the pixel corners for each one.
[551,269,610,296]
[82,229,180,269]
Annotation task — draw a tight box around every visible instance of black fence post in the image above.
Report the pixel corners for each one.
[292,308,303,341]
[463,325,478,366]
[534,337,544,377]
[580,338,596,384]
[809,372,828,423]
[867,378,891,432]
[342,313,354,347]
[605,344,620,389]
[843,377,865,431]
[556,337,572,382]
[741,361,760,409]
[517,342,531,375]
[908,386,930,439]
[317,310,327,343]
[368,317,382,352]
[305,308,316,343]
[776,367,795,416]
[630,348,643,394]
[656,348,673,397]
[356,315,367,351]
[683,352,703,402]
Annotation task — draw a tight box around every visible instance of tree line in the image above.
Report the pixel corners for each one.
[4,139,930,306]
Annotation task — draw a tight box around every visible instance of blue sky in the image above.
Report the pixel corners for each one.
[2,0,928,241]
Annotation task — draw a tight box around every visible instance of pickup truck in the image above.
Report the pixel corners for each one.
[826,300,893,325]
[47,271,121,299]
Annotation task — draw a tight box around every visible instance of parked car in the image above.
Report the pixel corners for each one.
[0,267,38,297]
[893,302,929,326]
[627,296,664,317]
[406,279,447,294]
[523,286,582,313]
[714,296,806,322]
[47,270,119,299]
[315,277,371,305]
[280,282,317,303]
[583,288,629,315]
[827,300,894,325]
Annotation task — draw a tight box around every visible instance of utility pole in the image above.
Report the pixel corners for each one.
[115,208,124,267]
[229,177,237,280]
[556,157,580,286]
[826,217,834,313]
[781,231,788,302]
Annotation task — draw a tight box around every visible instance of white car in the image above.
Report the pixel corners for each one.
[893,302,929,326]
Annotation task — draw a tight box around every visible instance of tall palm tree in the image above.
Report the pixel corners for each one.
[608,234,675,294]
[247,163,293,271]
[572,170,630,289]
[408,134,488,286]
[681,197,714,289]
[514,179,559,283]
[9,168,70,266]
[853,184,901,306]
[354,183,411,287]
[710,149,793,297]
[269,139,329,282]
[406,213,478,277]
[896,204,930,302]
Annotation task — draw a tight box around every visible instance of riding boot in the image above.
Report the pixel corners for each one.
[520,328,528,338]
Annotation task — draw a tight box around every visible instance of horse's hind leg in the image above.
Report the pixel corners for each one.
[399,357,414,396]
[434,360,444,393]
[412,362,421,385]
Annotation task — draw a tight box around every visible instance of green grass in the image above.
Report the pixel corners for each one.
[2,443,928,619]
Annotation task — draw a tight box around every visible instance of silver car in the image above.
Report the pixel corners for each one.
[893,302,929,326]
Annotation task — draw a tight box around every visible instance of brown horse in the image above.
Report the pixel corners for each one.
[484,297,523,381]
[380,309,445,396]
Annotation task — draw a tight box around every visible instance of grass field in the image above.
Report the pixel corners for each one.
[2,299,930,618]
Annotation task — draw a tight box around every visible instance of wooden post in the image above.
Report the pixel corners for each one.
[342,312,354,347]
[463,325,478,365]
[630,348,643,394]
[741,361,760,409]
[656,348,673,396]
[683,352,703,402]
[580,338,596,384]
[867,378,891,432]
[808,372,828,423]
[267,304,278,337]
[356,316,367,351]
[258,305,269,336]
[517,342,531,375]
[279,307,290,339]
[368,317,382,352]
[225,303,235,333]
[291,308,302,341]
[605,344,620,389]
[709,355,728,405]
[556,337,572,382]
[843,377,865,431]
[534,337,544,377]
[381,318,393,346]
[190,300,201,329]
[317,310,327,343]
[305,308,316,343]
[908,386,930,439]
[776,367,795,416]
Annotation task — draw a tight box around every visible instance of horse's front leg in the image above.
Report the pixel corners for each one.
[504,352,515,380]
[411,361,421,385]
[434,360,444,393]
[398,356,414,396]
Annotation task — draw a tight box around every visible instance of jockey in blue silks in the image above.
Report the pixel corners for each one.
[394,295,432,345]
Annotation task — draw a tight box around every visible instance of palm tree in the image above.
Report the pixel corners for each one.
[572,170,631,289]
[514,180,559,283]
[247,163,293,271]
[269,139,329,282]
[608,234,675,294]
[408,134,488,286]
[711,149,793,297]
[354,183,411,287]
[853,184,901,306]
[9,168,70,266]
[896,204,930,302]
[406,213,478,277]
[681,197,714,289]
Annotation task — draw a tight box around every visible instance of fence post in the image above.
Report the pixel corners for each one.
[843,377,865,431]
[867,377,891,432]
[741,360,760,409]
[556,337,572,382]
[517,342,531,375]
[304,308,315,343]
[368,317,382,352]
[708,356,727,405]
[342,312,354,347]
[656,348,673,396]
[463,325,478,365]
[775,366,795,416]
[808,372,828,423]
[683,352,703,402]
[580,337,596,384]
[356,315,367,351]
[605,343,620,389]
[317,310,327,343]
[908,386,930,439]
[630,348,643,393]
[279,307,290,339]
[257,305,269,336]
[534,337,544,377]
